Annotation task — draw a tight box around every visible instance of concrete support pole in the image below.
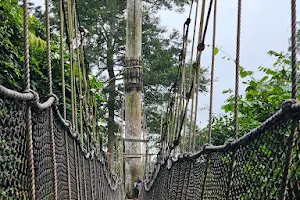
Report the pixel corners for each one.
[124,0,143,198]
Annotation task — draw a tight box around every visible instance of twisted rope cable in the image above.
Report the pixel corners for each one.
[178,23,189,151]
[290,0,298,100]
[171,92,179,142]
[177,25,186,151]
[79,28,89,129]
[67,0,76,130]
[279,0,298,198]
[208,0,218,144]
[60,0,67,120]
[46,0,52,94]
[23,1,30,91]
[59,1,71,198]
[234,0,242,139]
[224,1,243,198]
[45,0,58,198]
[23,0,36,199]
[202,0,214,44]
[72,1,79,132]
[192,0,207,151]
[186,0,200,153]
[179,0,194,152]
[74,3,84,142]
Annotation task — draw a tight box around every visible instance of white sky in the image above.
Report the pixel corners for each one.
[31,0,299,127]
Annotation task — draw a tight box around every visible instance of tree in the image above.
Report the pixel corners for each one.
[203,51,300,145]
[73,0,190,170]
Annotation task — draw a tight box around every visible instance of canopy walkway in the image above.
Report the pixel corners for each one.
[142,101,299,199]
[0,0,299,199]
[0,86,124,199]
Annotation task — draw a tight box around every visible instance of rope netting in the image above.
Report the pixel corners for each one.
[0,0,124,198]
[142,101,299,199]
[144,0,299,199]
[1,0,299,199]
[0,89,124,199]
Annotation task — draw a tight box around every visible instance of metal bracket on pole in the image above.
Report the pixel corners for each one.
[124,58,143,92]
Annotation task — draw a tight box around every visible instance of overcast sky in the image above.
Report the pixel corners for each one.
[31,0,299,127]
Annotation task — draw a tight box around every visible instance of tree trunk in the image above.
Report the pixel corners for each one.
[125,0,143,198]
[107,37,115,172]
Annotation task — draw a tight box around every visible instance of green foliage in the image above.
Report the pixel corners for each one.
[0,0,24,90]
[205,51,300,145]
[0,0,106,197]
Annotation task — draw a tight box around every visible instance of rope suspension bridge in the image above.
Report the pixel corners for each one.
[0,0,299,200]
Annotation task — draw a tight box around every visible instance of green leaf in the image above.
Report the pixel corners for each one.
[260,76,269,82]
[240,70,248,78]
[214,47,219,55]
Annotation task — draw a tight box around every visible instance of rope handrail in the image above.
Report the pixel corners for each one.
[143,100,300,197]
[0,83,124,192]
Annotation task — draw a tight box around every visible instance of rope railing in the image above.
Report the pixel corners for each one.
[0,0,125,198]
[0,85,124,199]
[143,0,299,199]
[142,100,300,199]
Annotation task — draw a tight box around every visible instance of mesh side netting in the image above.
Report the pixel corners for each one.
[0,99,28,198]
[143,105,300,200]
[0,96,124,199]
[53,113,69,200]
[32,107,55,199]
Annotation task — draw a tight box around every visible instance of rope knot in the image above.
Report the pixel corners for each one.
[185,18,191,26]
[25,89,40,102]
[64,119,72,128]
[281,99,298,113]
[201,143,210,151]
[174,138,180,146]
[48,93,59,105]
[197,43,205,52]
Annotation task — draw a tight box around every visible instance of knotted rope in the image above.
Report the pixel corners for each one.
[23,0,36,199]
[208,0,218,144]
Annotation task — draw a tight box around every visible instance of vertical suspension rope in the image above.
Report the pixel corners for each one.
[74,2,84,141]
[188,0,199,150]
[179,1,194,153]
[72,1,78,132]
[67,0,75,130]
[225,1,243,198]
[46,0,52,94]
[171,92,178,143]
[45,0,58,198]
[23,0,30,91]
[234,0,242,138]
[279,0,298,199]
[60,0,72,199]
[290,0,298,100]
[23,0,36,199]
[178,25,187,152]
[60,0,67,119]
[185,0,199,153]
[208,0,217,144]
[191,0,206,151]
